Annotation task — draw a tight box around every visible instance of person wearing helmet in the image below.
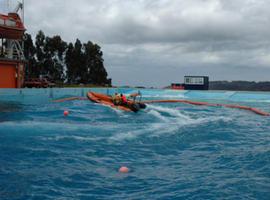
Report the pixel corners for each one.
[112,93,121,105]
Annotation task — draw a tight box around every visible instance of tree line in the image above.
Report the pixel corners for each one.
[24,30,111,86]
[210,81,270,91]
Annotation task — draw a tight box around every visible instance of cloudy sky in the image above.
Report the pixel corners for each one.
[1,0,270,87]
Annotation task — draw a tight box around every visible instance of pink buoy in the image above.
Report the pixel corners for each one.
[64,110,69,116]
[119,166,129,173]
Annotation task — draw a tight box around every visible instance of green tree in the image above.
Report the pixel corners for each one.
[65,43,75,83]
[65,39,85,84]
[24,31,111,86]
[23,33,37,78]
[44,35,67,82]
[84,43,109,85]
[74,39,85,83]
[35,30,46,76]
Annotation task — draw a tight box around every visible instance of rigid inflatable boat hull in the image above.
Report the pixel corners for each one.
[87,92,146,112]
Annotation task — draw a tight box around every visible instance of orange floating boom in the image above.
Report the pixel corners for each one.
[53,97,88,103]
[141,99,270,116]
[53,96,270,116]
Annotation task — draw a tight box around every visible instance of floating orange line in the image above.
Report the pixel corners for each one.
[141,99,270,116]
[52,97,88,103]
[53,96,270,116]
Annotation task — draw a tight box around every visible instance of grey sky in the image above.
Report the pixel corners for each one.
[1,0,270,87]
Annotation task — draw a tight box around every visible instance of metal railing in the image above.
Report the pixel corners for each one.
[0,40,24,60]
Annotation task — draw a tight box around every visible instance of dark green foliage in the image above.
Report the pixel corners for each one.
[23,33,37,78]
[24,31,110,85]
[65,43,75,83]
[65,39,85,84]
[84,42,109,85]
[35,30,45,62]
[65,39,110,85]
[43,35,67,81]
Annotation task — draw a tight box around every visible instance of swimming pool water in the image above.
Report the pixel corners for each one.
[0,89,270,199]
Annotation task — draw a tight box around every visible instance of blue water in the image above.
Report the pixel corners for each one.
[0,89,270,200]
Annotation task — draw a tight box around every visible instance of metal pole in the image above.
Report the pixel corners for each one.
[6,0,9,13]
[1,38,3,57]
[22,0,24,23]
[21,0,25,62]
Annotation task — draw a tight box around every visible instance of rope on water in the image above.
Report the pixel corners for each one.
[141,99,270,116]
[52,97,88,103]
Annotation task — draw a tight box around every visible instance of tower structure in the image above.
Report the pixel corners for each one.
[0,1,25,88]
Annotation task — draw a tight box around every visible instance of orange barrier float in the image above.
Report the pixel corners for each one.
[63,110,69,116]
[53,97,88,103]
[53,94,270,116]
[141,99,270,116]
[119,166,129,173]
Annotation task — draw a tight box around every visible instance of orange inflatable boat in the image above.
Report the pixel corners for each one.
[87,92,146,112]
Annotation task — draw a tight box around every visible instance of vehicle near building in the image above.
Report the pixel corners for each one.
[23,77,55,88]
[171,83,185,90]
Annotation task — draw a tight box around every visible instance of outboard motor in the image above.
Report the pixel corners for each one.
[130,103,140,112]
[139,103,146,109]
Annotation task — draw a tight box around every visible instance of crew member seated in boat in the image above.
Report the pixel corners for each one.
[120,94,128,105]
[112,93,121,105]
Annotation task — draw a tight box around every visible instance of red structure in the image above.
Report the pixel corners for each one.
[0,2,26,88]
[171,83,185,90]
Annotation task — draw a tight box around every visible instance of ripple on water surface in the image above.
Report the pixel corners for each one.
[0,99,270,199]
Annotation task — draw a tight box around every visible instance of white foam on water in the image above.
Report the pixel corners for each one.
[242,99,270,103]
[109,105,198,142]
[147,109,169,122]
[144,104,232,137]
[108,118,174,142]
[109,131,139,141]
[147,104,191,120]
[108,106,128,117]
[0,120,114,133]
[41,135,101,142]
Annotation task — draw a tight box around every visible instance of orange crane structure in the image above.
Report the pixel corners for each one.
[0,0,25,88]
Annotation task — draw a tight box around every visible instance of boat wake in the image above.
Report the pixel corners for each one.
[110,104,232,142]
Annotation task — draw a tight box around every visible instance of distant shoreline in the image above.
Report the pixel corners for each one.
[209,81,270,91]
[21,81,270,92]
